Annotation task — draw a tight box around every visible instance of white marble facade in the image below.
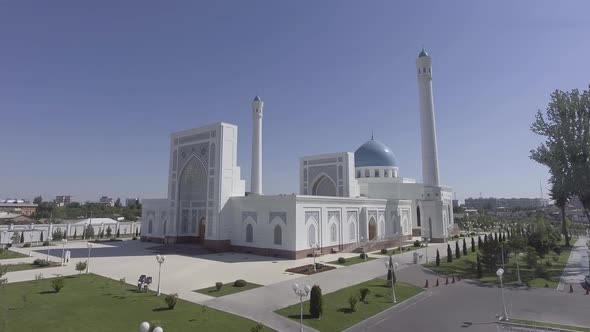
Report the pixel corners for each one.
[141,50,454,258]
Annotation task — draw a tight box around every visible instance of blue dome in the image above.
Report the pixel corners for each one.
[354,139,398,167]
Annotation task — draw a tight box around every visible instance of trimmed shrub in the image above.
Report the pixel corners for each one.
[215,282,223,291]
[359,288,370,302]
[165,293,178,309]
[234,279,247,287]
[309,285,323,318]
[23,243,31,248]
[447,244,453,263]
[149,320,162,332]
[75,261,87,275]
[435,249,440,267]
[462,238,467,256]
[348,294,358,312]
[455,241,461,259]
[250,322,265,332]
[33,259,50,267]
[337,257,346,264]
[359,253,367,259]
[42,241,50,246]
[51,278,65,293]
[132,236,138,240]
[413,240,421,247]
[471,237,476,252]
[380,248,388,254]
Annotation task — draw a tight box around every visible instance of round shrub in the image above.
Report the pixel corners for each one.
[42,241,50,246]
[165,293,178,309]
[23,243,31,248]
[215,282,223,291]
[337,257,346,264]
[413,240,421,247]
[234,279,247,287]
[359,253,367,259]
[380,248,388,254]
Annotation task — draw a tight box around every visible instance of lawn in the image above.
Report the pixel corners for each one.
[424,245,572,288]
[327,256,376,266]
[194,281,262,298]
[275,278,422,332]
[3,262,60,272]
[372,245,422,256]
[0,274,274,332]
[0,249,28,260]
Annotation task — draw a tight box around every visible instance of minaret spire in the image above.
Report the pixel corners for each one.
[251,96,264,195]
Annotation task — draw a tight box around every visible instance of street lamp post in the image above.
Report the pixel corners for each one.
[312,244,319,272]
[292,283,311,332]
[86,242,93,274]
[508,252,523,284]
[0,231,6,248]
[61,239,68,266]
[496,268,508,321]
[46,235,53,261]
[423,237,429,264]
[28,231,34,257]
[384,257,398,304]
[156,254,166,296]
[139,322,163,332]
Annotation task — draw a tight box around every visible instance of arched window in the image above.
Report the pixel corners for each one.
[274,225,282,245]
[365,169,370,177]
[148,219,153,234]
[312,175,337,196]
[308,224,316,247]
[384,169,389,177]
[178,157,207,202]
[356,170,361,178]
[349,222,356,240]
[374,169,380,177]
[246,224,253,243]
[330,223,337,242]
[423,67,426,73]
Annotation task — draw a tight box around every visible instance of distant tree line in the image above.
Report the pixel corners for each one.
[32,196,141,222]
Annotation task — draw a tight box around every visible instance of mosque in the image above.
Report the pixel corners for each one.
[141,49,455,259]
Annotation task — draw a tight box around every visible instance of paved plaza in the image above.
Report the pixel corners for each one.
[3,237,590,332]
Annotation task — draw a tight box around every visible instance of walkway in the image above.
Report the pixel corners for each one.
[557,236,589,291]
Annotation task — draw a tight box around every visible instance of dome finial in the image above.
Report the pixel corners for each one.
[418,47,429,58]
[371,131,374,140]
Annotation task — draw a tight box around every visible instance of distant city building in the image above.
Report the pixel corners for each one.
[0,201,37,216]
[99,196,114,207]
[1,198,30,204]
[54,195,72,206]
[452,199,459,208]
[464,197,545,210]
[125,198,139,207]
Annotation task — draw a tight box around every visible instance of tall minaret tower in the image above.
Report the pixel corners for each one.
[416,48,440,186]
[251,96,264,195]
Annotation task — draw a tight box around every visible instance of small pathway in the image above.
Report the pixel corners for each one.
[557,236,589,291]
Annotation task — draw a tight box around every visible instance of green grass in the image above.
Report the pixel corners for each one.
[0,274,275,332]
[194,281,262,297]
[372,245,422,256]
[424,245,572,288]
[0,249,28,260]
[3,262,60,272]
[275,279,422,332]
[327,256,376,266]
[508,318,590,332]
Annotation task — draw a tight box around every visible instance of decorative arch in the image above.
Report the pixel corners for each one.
[274,225,282,245]
[311,173,337,197]
[246,224,253,243]
[330,223,337,243]
[178,156,207,202]
[308,224,316,247]
[368,217,377,240]
[148,219,153,234]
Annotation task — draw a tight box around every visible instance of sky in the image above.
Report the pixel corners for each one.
[1,1,589,203]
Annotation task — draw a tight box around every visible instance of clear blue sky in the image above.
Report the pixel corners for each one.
[1,1,589,203]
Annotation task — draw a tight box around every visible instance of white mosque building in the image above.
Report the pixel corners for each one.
[141,49,455,259]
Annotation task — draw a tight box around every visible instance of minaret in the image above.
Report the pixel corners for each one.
[416,48,440,186]
[251,96,263,195]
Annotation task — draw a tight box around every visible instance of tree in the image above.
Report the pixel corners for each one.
[484,234,488,243]
[494,232,498,242]
[73,229,77,240]
[435,249,440,266]
[476,254,482,278]
[447,244,453,263]
[20,232,24,243]
[479,240,506,272]
[106,226,112,238]
[116,227,120,238]
[39,231,44,242]
[114,198,122,208]
[33,196,43,204]
[387,255,396,286]
[463,238,468,256]
[75,261,87,275]
[471,237,476,252]
[309,285,322,318]
[477,236,482,249]
[84,226,95,239]
[51,278,65,293]
[455,241,461,259]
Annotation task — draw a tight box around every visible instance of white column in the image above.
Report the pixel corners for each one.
[416,49,440,186]
[251,96,264,195]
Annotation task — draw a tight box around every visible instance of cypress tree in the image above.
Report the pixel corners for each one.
[477,236,482,249]
[471,237,476,252]
[20,232,24,243]
[387,255,397,286]
[484,234,488,243]
[494,232,498,242]
[40,231,44,242]
[73,229,77,240]
[116,228,120,238]
[447,244,453,262]
[455,241,461,259]
[436,249,440,266]
[309,285,323,318]
[463,238,468,256]
[476,254,482,278]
